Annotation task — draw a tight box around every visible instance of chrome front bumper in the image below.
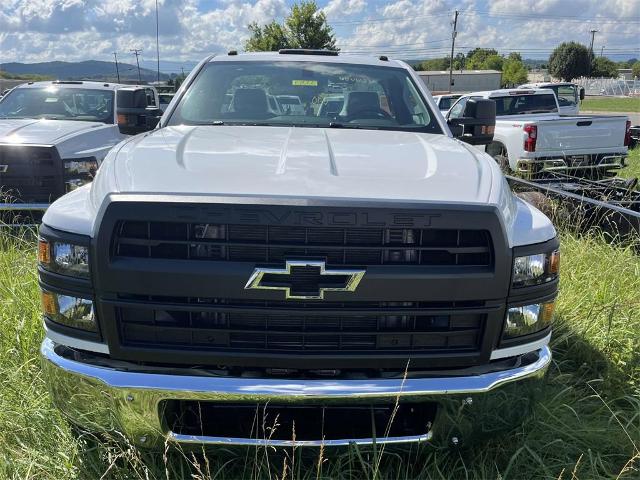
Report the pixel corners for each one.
[41,338,551,447]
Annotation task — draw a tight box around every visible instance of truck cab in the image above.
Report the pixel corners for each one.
[39,51,557,448]
[518,82,585,116]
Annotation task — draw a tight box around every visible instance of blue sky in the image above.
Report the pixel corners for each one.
[1,0,638,73]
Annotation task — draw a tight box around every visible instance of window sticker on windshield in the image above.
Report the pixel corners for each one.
[45,98,59,102]
[292,80,317,86]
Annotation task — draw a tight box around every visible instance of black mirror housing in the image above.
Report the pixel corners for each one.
[117,107,162,135]
[447,98,496,146]
[579,87,585,101]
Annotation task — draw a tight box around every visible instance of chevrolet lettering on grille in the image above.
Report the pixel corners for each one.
[245,260,366,300]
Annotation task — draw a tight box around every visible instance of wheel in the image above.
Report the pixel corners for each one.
[486,143,510,173]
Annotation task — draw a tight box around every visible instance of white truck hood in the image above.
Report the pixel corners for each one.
[93,125,494,205]
[47,125,556,247]
[0,118,105,145]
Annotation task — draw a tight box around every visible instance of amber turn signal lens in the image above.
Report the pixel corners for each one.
[541,302,555,324]
[41,291,58,316]
[38,239,50,265]
[549,250,560,275]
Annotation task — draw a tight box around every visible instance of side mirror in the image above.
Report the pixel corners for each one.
[579,87,585,101]
[117,107,162,135]
[447,98,496,146]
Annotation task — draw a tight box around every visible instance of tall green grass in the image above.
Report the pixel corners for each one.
[581,97,640,113]
[0,229,638,479]
[620,146,640,181]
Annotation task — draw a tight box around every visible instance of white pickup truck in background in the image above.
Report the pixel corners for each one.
[446,88,631,178]
[0,81,162,225]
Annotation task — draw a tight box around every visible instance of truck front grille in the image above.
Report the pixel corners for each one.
[116,296,486,354]
[94,201,511,369]
[0,145,63,203]
[113,221,493,266]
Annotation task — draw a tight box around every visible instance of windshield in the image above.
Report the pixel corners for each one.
[492,93,558,115]
[437,96,460,111]
[167,61,441,133]
[0,87,114,123]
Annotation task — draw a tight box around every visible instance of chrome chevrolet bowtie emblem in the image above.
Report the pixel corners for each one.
[245,260,365,300]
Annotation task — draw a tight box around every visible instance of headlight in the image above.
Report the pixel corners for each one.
[512,250,559,287]
[503,301,555,339]
[38,238,89,278]
[41,290,96,332]
[64,157,98,192]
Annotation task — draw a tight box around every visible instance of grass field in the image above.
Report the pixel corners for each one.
[621,146,640,180]
[0,228,639,478]
[581,97,640,113]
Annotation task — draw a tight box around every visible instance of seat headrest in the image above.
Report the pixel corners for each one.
[232,88,268,115]
[340,91,380,116]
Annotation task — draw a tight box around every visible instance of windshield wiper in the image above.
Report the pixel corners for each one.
[328,122,368,129]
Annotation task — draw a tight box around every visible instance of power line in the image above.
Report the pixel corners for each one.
[330,8,640,27]
[338,38,449,49]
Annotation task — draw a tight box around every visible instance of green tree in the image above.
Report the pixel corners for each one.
[453,52,466,70]
[245,21,290,51]
[466,48,499,69]
[481,54,504,71]
[591,56,619,78]
[415,57,450,71]
[548,42,591,81]
[632,61,640,79]
[244,1,337,52]
[502,53,528,87]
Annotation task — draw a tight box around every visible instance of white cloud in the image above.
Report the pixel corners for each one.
[0,0,638,66]
[323,0,366,18]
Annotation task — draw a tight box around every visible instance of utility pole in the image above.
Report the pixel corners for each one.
[600,45,605,57]
[113,52,120,83]
[589,29,598,54]
[448,10,459,94]
[588,29,598,76]
[130,49,143,84]
[155,0,160,83]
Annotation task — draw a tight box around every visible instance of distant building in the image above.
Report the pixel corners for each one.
[416,70,502,94]
[617,68,633,80]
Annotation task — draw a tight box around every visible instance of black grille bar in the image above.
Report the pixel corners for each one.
[116,297,486,354]
[113,221,493,267]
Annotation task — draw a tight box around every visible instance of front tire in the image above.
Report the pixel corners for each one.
[486,143,510,173]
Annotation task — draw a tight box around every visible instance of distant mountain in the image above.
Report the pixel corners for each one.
[0,60,170,82]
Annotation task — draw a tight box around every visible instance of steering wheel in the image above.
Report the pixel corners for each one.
[347,107,393,121]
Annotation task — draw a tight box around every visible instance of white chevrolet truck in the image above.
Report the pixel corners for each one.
[447,89,631,178]
[0,81,161,223]
[38,51,559,447]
